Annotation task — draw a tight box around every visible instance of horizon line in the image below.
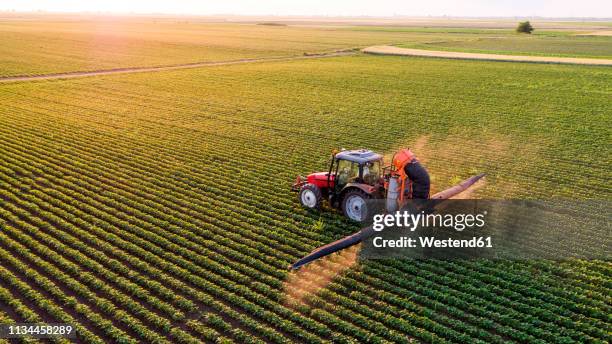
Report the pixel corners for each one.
[0,11,611,21]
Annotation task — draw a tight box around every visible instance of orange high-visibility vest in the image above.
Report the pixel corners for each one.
[392,149,415,201]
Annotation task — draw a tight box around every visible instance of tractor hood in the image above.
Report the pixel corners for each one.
[306,172,334,188]
[307,172,333,182]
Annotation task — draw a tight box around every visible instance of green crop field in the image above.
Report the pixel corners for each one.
[0,17,497,77]
[0,15,610,344]
[3,16,610,77]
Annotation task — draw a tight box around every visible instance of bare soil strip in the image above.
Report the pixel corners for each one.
[574,30,612,36]
[362,46,612,66]
[0,51,355,83]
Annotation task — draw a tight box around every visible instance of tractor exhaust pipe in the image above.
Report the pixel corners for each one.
[288,173,486,270]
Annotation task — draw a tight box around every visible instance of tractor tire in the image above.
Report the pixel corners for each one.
[341,189,371,222]
[299,183,322,210]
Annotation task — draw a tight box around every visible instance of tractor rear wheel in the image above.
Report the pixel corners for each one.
[342,189,370,222]
[299,183,322,209]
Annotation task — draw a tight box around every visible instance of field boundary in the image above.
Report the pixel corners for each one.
[0,50,356,83]
[362,46,612,66]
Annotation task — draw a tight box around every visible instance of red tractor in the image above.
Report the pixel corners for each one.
[292,149,390,222]
[290,149,485,269]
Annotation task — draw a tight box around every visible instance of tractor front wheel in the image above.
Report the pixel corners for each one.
[299,183,322,209]
[342,189,370,222]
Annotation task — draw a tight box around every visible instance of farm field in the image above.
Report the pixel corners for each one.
[1,15,612,77]
[0,17,487,77]
[0,16,611,344]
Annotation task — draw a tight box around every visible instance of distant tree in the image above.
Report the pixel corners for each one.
[516,21,534,34]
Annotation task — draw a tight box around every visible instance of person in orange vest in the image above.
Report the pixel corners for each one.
[392,149,430,200]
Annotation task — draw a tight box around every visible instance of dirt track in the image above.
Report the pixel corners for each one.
[575,30,612,36]
[362,46,612,66]
[0,51,355,83]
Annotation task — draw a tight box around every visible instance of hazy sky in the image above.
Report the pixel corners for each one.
[3,0,610,18]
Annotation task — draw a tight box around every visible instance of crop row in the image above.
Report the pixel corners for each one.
[0,116,608,344]
[0,166,376,342]
[0,190,292,343]
[1,58,610,344]
[0,109,548,342]
[11,68,611,198]
[3,103,608,320]
[2,103,608,342]
[0,113,436,342]
[0,112,444,342]
[0,252,107,344]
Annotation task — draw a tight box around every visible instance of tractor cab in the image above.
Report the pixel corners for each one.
[331,149,383,191]
[292,149,384,222]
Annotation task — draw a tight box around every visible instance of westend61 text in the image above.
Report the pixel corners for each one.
[373,236,493,248]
